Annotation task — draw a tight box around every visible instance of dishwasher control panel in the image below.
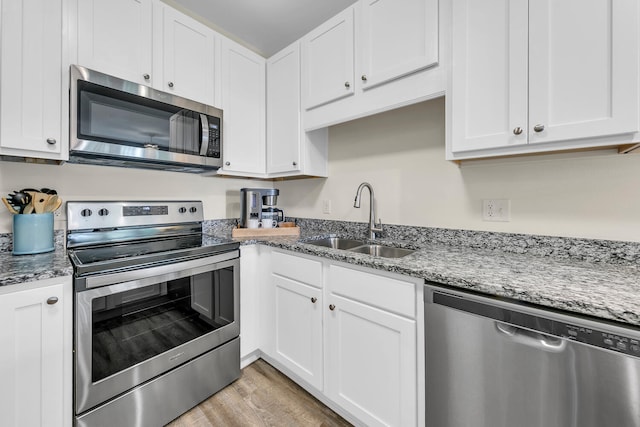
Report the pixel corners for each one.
[558,324,640,357]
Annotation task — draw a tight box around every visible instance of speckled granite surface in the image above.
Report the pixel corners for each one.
[1,219,639,328]
[210,218,640,328]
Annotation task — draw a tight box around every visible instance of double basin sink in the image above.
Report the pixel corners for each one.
[304,237,415,259]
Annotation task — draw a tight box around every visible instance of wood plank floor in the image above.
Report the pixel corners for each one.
[166,359,352,427]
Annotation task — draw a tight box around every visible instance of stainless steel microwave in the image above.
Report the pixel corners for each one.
[69,65,223,173]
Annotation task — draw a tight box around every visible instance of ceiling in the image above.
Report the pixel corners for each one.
[168,0,358,57]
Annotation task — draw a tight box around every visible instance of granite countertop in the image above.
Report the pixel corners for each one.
[1,220,638,329]
[228,232,640,328]
[0,248,73,286]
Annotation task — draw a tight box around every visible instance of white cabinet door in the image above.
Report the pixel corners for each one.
[273,275,323,390]
[302,7,355,110]
[359,0,438,90]
[450,0,529,153]
[326,294,416,427]
[156,4,215,105]
[267,42,301,174]
[528,0,638,144]
[0,284,65,427]
[77,0,153,85]
[0,0,65,159]
[220,38,266,174]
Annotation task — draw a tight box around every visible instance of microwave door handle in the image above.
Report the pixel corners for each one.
[199,114,210,156]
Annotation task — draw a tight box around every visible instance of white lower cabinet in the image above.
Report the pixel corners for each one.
[266,248,421,427]
[273,276,323,389]
[0,278,72,427]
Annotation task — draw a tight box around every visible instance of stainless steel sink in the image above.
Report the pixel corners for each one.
[347,244,415,258]
[305,238,415,258]
[305,237,366,250]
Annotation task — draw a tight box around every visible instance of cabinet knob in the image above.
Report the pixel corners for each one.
[311,297,317,303]
[513,127,523,135]
[533,124,545,133]
[344,81,350,89]
[46,138,56,145]
[292,161,297,166]
[225,161,230,166]
[361,75,367,82]
[47,297,58,305]
[143,73,150,80]
[168,81,174,88]
[329,304,335,311]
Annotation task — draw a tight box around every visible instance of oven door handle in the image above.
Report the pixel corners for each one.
[83,250,239,290]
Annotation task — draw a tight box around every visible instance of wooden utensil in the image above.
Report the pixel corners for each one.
[51,198,62,213]
[43,195,59,213]
[32,192,50,214]
[2,197,18,214]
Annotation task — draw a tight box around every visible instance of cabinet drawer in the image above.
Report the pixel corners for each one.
[271,251,322,288]
[328,265,416,318]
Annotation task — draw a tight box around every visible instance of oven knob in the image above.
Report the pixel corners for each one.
[80,209,92,217]
[189,206,197,213]
[98,208,109,216]
[178,207,187,213]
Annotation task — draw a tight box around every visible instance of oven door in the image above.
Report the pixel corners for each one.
[74,253,239,415]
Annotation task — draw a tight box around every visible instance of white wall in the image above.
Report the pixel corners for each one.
[0,162,271,233]
[278,98,640,242]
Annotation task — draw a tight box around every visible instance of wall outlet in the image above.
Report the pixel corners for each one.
[322,199,332,214]
[482,199,510,222]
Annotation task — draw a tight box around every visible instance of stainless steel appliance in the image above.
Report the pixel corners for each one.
[239,188,283,227]
[67,201,240,427]
[424,284,640,427]
[69,65,223,173]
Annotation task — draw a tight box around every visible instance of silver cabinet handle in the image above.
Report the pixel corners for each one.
[513,127,523,135]
[361,75,367,82]
[329,304,335,311]
[533,124,545,133]
[292,161,297,166]
[311,297,317,303]
[143,73,150,80]
[46,138,56,145]
[47,297,58,305]
[225,161,230,166]
[168,81,174,88]
[344,81,350,89]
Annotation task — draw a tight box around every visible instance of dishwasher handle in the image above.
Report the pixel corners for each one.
[495,322,567,353]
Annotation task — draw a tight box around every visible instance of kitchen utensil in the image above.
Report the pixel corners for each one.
[39,188,57,195]
[43,195,59,213]
[8,191,32,213]
[32,192,50,214]
[51,197,62,213]
[22,203,34,214]
[2,197,18,214]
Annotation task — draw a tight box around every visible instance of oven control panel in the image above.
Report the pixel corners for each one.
[67,201,204,230]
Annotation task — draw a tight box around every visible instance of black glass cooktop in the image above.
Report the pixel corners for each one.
[68,234,238,277]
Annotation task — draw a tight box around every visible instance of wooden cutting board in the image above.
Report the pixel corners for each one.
[231,224,300,238]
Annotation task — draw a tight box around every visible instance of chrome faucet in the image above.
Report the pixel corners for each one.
[353,182,383,240]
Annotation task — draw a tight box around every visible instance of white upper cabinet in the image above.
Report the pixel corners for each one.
[154,3,216,106]
[219,38,266,175]
[528,0,638,145]
[302,0,444,131]
[302,7,355,110]
[449,0,528,152]
[359,0,438,90]
[268,43,302,174]
[267,41,329,177]
[77,0,153,85]
[0,0,67,160]
[448,0,639,159]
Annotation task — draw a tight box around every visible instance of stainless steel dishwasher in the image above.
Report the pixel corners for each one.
[424,283,640,427]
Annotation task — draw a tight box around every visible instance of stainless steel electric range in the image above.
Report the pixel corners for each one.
[67,201,240,427]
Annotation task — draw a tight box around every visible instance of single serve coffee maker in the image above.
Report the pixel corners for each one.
[240,188,284,228]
